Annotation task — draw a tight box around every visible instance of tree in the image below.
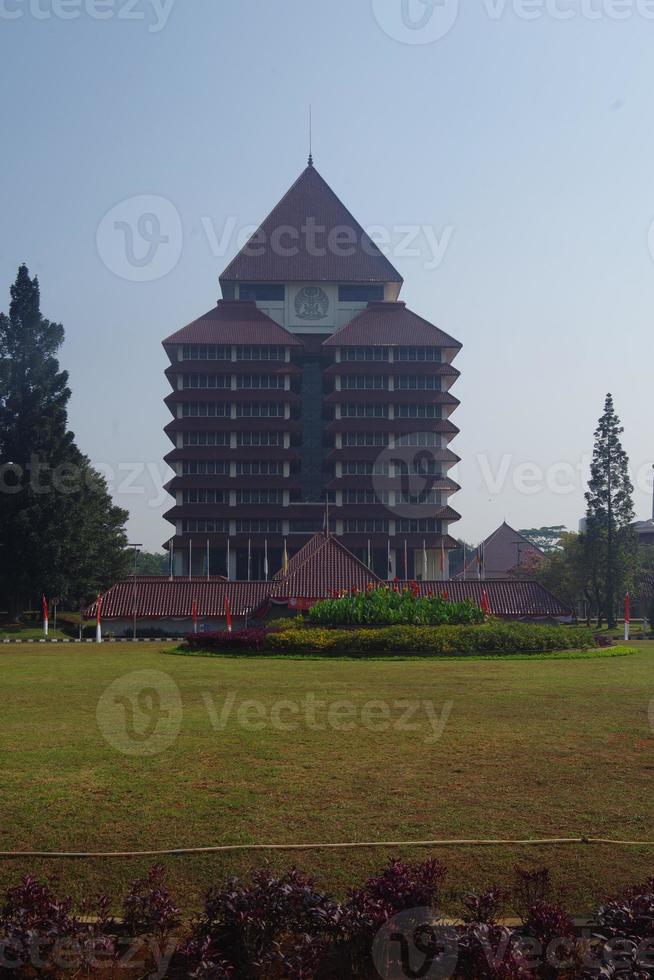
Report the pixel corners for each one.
[584,393,635,627]
[519,526,566,554]
[0,265,130,616]
[135,551,169,576]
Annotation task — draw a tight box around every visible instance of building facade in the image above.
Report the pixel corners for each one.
[163,161,462,579]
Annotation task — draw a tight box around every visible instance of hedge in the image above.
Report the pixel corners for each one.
[183,623,596,656]
[265,623,595,656]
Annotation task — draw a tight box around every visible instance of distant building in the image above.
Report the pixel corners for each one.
[458,522,546,580]
[86,531,572,635]
[162,159,461,582]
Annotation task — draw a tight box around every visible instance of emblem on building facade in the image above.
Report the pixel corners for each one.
[294,286,329,320]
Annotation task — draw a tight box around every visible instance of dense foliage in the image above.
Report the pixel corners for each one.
[308,584,485,626]
[4,861,654,978]
[0,265,130,617]
[182,622,597,656]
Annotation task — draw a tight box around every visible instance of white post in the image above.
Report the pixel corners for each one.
[96,622,102,644]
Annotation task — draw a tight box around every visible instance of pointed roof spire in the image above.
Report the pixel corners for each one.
[308,105,313,167]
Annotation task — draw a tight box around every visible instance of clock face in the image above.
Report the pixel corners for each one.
[294,286,329,320]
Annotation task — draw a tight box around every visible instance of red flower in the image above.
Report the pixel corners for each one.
[440,590,450,600]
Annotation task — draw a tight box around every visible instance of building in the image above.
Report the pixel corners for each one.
[163,160,462,580]
[86,531,572,636]
[458,522,546,580]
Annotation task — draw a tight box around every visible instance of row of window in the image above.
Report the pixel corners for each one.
[181,461,284,476]
[340,404,443,419]
[183,518,442,534]
[340,375,442,390]
[237,284,384,303]
[182,432,285,447]
[181,344,286,361]
[183,374,287,390]
[182,403,287,418]
[178,432,443,449]
[341,347,443,362]
[341,461,444,476]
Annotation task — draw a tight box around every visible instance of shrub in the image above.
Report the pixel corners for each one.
[182,868,339,980]
[264,623,596,657]
[185,628,272,653]
[309,585,485,626]
[122,864,180,938]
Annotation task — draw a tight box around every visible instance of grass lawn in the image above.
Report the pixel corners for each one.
[1,641,653,915]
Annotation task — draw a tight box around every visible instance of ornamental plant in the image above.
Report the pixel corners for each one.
[308,585,485,626]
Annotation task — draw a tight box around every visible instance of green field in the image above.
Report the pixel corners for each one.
[1,641,653,914]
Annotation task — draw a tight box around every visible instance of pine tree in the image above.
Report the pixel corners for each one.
[0,265,130,616]
[584,393,635,627]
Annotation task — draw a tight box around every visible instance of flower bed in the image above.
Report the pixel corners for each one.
[4,860,654,978]
[180,623,596,657]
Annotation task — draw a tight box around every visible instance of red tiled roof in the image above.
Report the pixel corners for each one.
[87,535,570,621]
[271,533,381,598]
[219,164,402,284]
[323,302,462,349]
[86,578,269,619]
[163,301,303,346]
[399,580,571,619]
[460,522,546,580]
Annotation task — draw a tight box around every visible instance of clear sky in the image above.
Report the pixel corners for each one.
[1,0,653,551]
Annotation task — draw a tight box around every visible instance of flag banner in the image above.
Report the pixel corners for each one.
[226,538,231,581]
[440,540,446,576]
[481,589,491,615]
[282,539,289,576]
[625,592,630,641]
[387,539,392,578]
[247,538,252,582]
[206,539,210,580]
[264,540,269,581]
[225,595,233,632]
[188,540,192,580]
[423,539,428,580]
[404,540,408,579]
[192,599,198,634]
[96,594,103,644]
[42,594,49,637]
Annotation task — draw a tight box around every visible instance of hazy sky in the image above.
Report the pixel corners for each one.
[1,0,653,551]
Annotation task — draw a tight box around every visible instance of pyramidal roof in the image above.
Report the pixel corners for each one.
[162,300,303,346]
[219,163,403,285]
[271,532,381,598]
[461,522,545,579]
[323,301,462,349]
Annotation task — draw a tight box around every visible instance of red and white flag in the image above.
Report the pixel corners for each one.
[41,594,49,637]
[481,589,491,615]
[224,594,233,633]
[192,599,198,634]
[96,594,103,644]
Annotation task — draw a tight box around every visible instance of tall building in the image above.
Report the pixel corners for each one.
[163,160,462,579]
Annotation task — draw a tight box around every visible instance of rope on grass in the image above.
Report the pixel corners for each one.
[1,836,653,859]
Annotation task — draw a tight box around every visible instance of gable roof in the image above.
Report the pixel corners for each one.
[219,164,403,284]
[323,302,462,349]
[271,533,381,598]
[86,578,270,619]
[163,300,303,347]
[399,579,571,619]
[461,522,546,579]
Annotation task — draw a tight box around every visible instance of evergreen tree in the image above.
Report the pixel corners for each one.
[584,393,635,627]
[0,265,130,616]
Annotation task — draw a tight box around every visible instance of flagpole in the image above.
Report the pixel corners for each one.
[188,539,192,581]
[404,539,408,580]
[42,594,48,638]
[283,538,289,576]
[367,538,372,570]
[423,539,428,581]
[96,594,102,644]
[248,538,252,581]
[169,540,173,580]
[226,537,230,581]
[387,538,392,580]
[264,539,269,581]
[206,539,210,580]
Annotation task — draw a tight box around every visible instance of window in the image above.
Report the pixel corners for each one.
[394,461,443,476]
[237,432,283,447]
[341,346,389,362]
[183,519,229,533]
[342,489,389,504]
[342,461,390,475]
[397,490,443,505]
[396,432,443,447]
[396,404,442,419]
[181,345,229,360]
[182,461,230,475]
[182,432,229,447]
[236,461,284,476]
[183,374,229,389]
[236,345,286,361]
[288,519,324,534]
[236,402,285,418]
[344,518,389,533]
[183,489,227,504]
[396,375,441,390]
[235,519,282,533]
[342,432,389,447]
[397,518,442,533]
[236,490,283,504]
[341,374,387,390]
[396,347,442,362]
[341,403,389,418]
[338,285,385,302]
[182,402,229,418]
[237,374,286,389]
[238,284,286,302]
